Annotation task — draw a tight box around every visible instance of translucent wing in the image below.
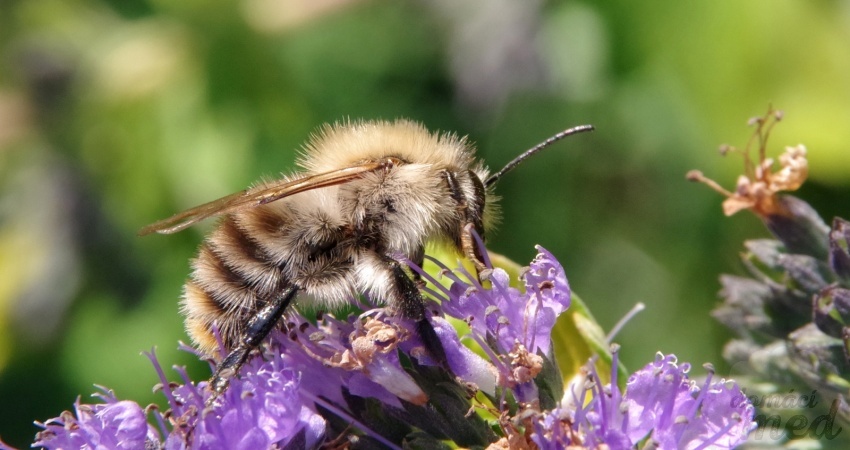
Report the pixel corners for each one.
[139,161,388,235]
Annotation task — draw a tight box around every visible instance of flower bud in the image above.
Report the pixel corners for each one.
[788,323,850,392]
[829,218,850,281]
[762,195,830,260]
[813,285,850,338]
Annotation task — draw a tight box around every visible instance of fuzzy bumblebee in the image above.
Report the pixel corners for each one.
[141,119,592,396]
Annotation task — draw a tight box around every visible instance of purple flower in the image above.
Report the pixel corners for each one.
[422,315,498,394]
[280,310,428,407]
[32,388,158,450]
[535,350,755,449]
[27,244,755,450]
[426,246,570,402]
[440,246,570,356]
[146,347,325,450]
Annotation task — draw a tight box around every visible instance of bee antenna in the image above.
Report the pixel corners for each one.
[484,124,594,187]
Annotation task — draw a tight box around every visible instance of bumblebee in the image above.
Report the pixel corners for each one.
[141,119,592,394]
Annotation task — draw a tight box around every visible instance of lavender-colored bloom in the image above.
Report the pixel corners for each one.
[441,246,570,356]
[29,244,755,450]
[280,310,428,407]
[425,316,498,394]
[147,347,325,450]
[431,245,569,402]
[29,350,325,450]
[520,246,572,353]
[32,388,158,450]
[534,351,755,449]
[621,354,755,449]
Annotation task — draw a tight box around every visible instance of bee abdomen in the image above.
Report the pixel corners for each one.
[181,218,289,355]
[182,281,234,356]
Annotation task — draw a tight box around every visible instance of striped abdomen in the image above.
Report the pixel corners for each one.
[181,192,356,356]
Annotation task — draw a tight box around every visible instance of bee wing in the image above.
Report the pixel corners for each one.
[139,162,386,235]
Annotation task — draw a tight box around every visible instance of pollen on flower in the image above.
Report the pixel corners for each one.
[508,342,544,385]
[686,107,809,217]
[350,317,402,363]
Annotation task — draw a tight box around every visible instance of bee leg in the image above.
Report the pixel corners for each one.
[460,223,488,275]
[442,169,488,276]
[410,246,427,289]
[208,285,298,400]
[384,256,449,368]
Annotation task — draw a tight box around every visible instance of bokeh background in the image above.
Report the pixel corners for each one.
[1,0,849,446]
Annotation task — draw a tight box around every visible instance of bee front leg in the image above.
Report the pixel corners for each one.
[378,254,448,368]
[460,223,488,275]
[208,285,299,401]
[442,169,488,277]
[409,246,427,289]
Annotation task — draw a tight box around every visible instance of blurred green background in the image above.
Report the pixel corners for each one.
[1,0,849,447]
